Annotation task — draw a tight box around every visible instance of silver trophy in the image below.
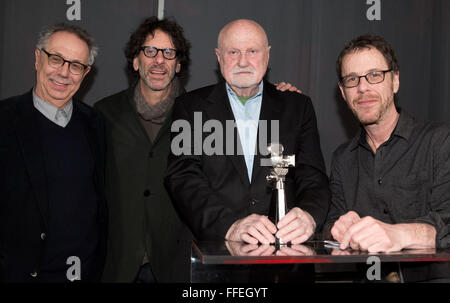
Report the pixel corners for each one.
[266,143,295,246]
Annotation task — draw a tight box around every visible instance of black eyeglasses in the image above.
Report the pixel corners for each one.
[40,48,89,75]
[340,69,392,88]
[139,46,177,60]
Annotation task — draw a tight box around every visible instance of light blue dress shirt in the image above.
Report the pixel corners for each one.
[33,89,73,128]
[226,82,263,182]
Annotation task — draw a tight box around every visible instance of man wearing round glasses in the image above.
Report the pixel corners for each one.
[95,17,192,284]
[0,24,107,282]
[95,17,301,283]
[325,34,450,282]
[133,34,181,96]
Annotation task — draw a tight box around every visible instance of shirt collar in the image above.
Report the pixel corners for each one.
[32,88,73,124]
[225,81,263,101]
[350,108,414,151]
[391,109,415,141]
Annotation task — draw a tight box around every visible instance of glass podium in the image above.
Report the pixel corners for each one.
[191,240,450,282]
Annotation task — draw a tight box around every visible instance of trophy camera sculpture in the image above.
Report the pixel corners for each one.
[266,143,295,246]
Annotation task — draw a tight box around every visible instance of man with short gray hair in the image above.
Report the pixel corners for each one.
[0,23,107,282]
[95,16,300,283]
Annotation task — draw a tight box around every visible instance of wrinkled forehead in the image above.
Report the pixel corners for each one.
[46,31,90,62]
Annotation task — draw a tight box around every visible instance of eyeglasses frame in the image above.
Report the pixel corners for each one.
[40,48,89,75]
[139,46,178,60]
[340,69,393,88]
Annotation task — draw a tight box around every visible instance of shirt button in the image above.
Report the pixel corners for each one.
[250,199,257,206]
[148,151,154,158]
[40,233,46,240]
[383,208,389,214]
[378,178,383,185]
[30,271,38,278]
[143,190,151,197]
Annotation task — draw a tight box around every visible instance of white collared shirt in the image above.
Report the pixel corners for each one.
[226,82,263,182]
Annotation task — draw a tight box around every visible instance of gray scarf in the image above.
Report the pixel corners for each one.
[134,77,181,124]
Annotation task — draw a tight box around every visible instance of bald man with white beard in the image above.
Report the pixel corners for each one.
[165,20,330,254]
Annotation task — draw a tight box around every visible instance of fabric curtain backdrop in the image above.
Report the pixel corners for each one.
[1,0,448,172]
[0,0,157,106]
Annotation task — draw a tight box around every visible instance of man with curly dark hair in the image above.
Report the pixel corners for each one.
[94,17,192,283]
[95,16,300,283]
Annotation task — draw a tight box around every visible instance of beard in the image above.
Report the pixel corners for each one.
[352,94,393,126]
[139,62,176,91]
[229,67,259,88]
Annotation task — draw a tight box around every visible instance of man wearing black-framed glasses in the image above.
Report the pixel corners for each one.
[0,23,107,282]
[94,16,300,284]
[39,48,90,75]
[139,46,178,60]
[94,16,192,284]
[324,34,450,282]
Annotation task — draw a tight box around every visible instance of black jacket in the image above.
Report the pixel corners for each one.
[0,90,107,282]
[165,81,331,240]
[95,82,192,283]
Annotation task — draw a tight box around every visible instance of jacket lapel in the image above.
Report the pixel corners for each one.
[13,91,49,229]
[205,82,250,188]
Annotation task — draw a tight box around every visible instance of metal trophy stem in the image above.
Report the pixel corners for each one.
[266,143,295,246]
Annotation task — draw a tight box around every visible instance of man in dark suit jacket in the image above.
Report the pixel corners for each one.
[0,23,107,282]
[95,17,300,283]
[165,19,330,248]
[95,17,193,283]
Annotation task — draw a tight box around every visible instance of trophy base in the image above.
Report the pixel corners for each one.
[274,238,290,250]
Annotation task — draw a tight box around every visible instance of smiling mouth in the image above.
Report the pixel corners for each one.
[50,79,70,88]
[355,94,379,106]
[149,69,168,79]
[358,99,377,104]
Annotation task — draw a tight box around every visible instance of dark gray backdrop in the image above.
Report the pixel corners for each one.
[1,0,449,172]
[0,0,157,105]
